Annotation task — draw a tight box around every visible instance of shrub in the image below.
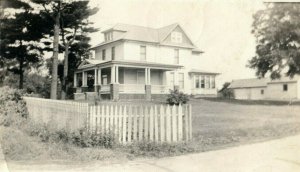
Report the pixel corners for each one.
[166,89,189,105]
[0,86,28,126]
[219,82,235,99]
[22,120,117,149]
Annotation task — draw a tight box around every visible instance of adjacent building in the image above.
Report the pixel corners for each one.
[229,76,300,100]
[74,23,220,100]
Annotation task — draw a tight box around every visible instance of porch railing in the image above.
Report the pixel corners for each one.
[152,85,173,94]
[119,84,145,94]
[100,84,110,92]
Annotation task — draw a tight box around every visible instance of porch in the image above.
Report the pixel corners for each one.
[74,60,181,100]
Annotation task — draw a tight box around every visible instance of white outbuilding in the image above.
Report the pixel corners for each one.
[229,76,300,100]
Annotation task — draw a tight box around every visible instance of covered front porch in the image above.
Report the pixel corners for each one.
[74,60,181,100]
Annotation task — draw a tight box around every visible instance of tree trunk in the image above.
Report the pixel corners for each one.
[61,42,69,99]
[50,12,60,99]
[19,57,23,89]
[19,41,24,89]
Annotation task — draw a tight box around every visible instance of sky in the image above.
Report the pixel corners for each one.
[88,0,265,88]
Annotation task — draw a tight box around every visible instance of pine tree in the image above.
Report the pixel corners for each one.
[0,0,47,89]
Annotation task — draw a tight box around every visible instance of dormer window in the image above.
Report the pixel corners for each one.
[105,32,113,41]
[171,31,182,43]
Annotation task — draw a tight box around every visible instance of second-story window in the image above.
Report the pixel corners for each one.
[111,47,115,60]
[174,49,179,64]
[102,49,106,60]
[140,46,146,61]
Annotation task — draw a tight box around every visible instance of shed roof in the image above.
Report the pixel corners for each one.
[229,78,267,88]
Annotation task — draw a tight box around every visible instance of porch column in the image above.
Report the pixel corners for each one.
[148,68,151,84]
[98,68,102,85]
[145,68,151,101]
[82,71,88,92]
[110,65,119,100]
[145,68,148,84]
[111,65,116,84]
[94,68,97,92]
[116,65,119,84]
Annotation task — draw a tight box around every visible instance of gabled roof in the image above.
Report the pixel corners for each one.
[92,23,198,49]
[229,78,267,89]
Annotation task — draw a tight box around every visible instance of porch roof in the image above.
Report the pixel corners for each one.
[77,59,183,71]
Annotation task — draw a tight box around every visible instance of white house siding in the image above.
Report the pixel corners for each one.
[265,82,298,100]
[122,41,204,95]
[233,87,265,100]
[94,41,124,61]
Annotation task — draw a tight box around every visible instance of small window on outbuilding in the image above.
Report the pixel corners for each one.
[261,89,264,95]
[283,84,288,91]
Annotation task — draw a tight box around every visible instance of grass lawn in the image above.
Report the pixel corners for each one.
[190,98,300,150]
[2,98,300,162]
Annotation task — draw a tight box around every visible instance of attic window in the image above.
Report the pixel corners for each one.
[105,32,113,41]
[171,31,182,43]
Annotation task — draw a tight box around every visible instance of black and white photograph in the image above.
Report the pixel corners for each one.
[0,0,300,171]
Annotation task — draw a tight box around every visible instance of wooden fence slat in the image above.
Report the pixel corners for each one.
[127,106,132,143]
[160,105,165,142]
[110,105,114,134]
[184,105,189,141]
[118,105,122,143]
[122,105,127,144]
[144,106,149,141]
[105,105,109,134]
[189,104,192,140]
[178,104,183,141]
[149,106,154,141]
[166,105,171,142]
[139,106,144,141]
[114,105,118,137]
[101,105,105,134]
[172,105,177,142]
[97,105,101,134]
[154,106,159,142]
[133,106,138,140]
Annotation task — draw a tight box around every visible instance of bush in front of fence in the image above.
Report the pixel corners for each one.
[22,120,117,149]
[166,89,189,105]
[0,86,28,127]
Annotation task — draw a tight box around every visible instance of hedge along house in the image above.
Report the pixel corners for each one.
[229,76,300,100]
[74,23,220,100]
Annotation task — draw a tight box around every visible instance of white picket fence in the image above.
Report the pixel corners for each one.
[23,97,192,144]
[87,104,192,144]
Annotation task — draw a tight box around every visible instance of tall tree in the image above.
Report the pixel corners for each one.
[0,0,47,89]
[59,1,98,99]
[32,0,98,99]
[249,3,300,79]
[32,0,62,99]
